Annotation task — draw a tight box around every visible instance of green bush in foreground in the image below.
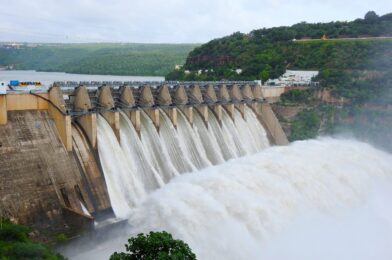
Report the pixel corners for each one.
[280,89,313,105]
[0,219,65,260]
[289,109,321,141]
[110,231,196,260]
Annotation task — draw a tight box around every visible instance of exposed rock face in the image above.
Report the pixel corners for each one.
[186,55,237,66]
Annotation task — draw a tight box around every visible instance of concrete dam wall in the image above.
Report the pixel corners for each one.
[0,82,288,240]
[0,111,93,239]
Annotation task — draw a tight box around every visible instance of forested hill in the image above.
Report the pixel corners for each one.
[166,11,392,81]
[0,43,198,76]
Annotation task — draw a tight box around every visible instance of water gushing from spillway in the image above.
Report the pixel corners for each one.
[89,106,392,259]
[68,138,392,260]
[244,106,270,150]
[96,107,270,215]
[192,110,225,165]
[98,105,268,205]
[119,111,164,191]
[127,139,392,260]
[221,108,249,156]
[233,109,259,153]
[139,110,179,182]
[175,109,212,169]
[158,110,196,173]
[96,115,145,218]
[206,108,238,160]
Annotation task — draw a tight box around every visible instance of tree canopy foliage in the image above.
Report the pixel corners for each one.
[280,89,313,105]
[0,219,64,260]
[0,43,198,76]
[110,231,196,260]
[289,109,321,141]
[316,69,392,104]
[166,11,392,81]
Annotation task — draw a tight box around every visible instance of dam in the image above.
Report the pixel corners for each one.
[0,81,288,239]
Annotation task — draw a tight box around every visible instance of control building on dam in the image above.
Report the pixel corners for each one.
[0,81,288,239]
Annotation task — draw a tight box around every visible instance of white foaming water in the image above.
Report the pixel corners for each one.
[192,110,225,165]
[221,108,248,156]
[233,109,259,154]
[158,109,196,173]
[127,139,392,260]
[97,115,145,218]
[139,110,179,182]
[218,108,244,157]
[119,111,164,191]
[96,106,269,204]
[70,138,392,260]
[244,106,270,150]
[207,108,238,160]
[176,109,212,169]
[90,107,392,259]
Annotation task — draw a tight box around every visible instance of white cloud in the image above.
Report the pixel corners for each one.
[0,0,390,43]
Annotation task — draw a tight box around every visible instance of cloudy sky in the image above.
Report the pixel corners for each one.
[0,0,390,43]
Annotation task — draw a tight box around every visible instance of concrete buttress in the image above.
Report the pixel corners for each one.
[98,85,120,142]
[74,86,97,148]
[48,85,72,151]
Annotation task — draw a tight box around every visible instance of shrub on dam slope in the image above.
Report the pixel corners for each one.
[0,219,65,260]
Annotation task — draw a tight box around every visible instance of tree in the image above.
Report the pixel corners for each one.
[364,11,379,21]
[289,109,321,141]
[0,218,65,260]
[110,231,196,260]
[260,65,272,83]
[280,89,312,104]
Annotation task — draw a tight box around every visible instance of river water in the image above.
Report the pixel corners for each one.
[0,70,164,85]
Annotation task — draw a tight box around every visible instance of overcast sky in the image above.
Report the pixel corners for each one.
[0,0,390,43]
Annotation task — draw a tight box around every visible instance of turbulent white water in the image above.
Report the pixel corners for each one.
[72,138,392,260]
[139,110,179,182]
[244,106,270,150]
[119,111,164,191]
[126,138,392,260]
[89,106,392,259]
[221,108,248,156]
[192,110,225,165]
[233,109,260,154]
[175,109,212,169]
[97,107,269,206]
[158,109,196,173]
[96,115,145,218]
[207,108,238,160]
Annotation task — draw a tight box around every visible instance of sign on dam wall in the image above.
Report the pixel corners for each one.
[0,81,288,241]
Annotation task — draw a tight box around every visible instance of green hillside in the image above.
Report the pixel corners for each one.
[166,11,392,81]
[0,43,199,76]
[164,11,392,151]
